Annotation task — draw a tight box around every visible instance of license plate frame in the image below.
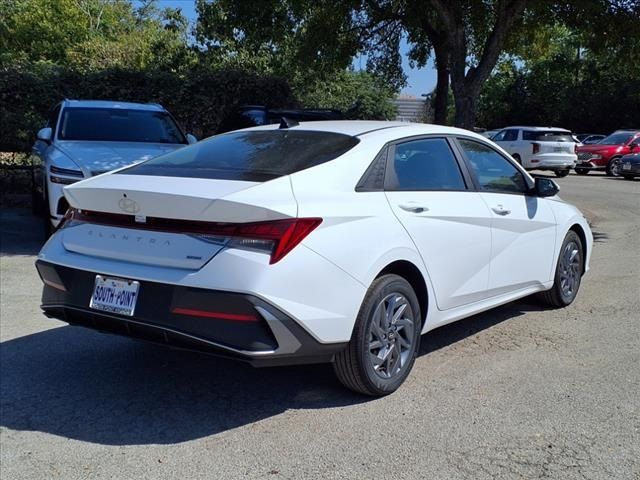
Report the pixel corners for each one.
[623,163,631,171]
[90,275,140,316]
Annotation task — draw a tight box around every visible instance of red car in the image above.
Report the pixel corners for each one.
[576,130,640,176]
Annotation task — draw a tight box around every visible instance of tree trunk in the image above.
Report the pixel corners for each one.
[432,43,449,125]
[453,92,477,130]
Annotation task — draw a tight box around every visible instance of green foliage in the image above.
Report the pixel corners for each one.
[0,64,295,152]
[478,20,640,132]
[299,71,396,120]
[194,0,405,94]
[0,0,194,70]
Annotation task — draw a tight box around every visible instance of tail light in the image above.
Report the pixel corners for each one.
[574,144,578,154]
[60,208,322,264]
[532,143,540,154]
[222,218,323,264]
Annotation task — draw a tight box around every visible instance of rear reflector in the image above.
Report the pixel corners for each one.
[61,209,322,264]
[172,307,258,322]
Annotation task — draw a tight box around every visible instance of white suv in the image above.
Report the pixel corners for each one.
[32,99,197,230]
[491,126,577,177]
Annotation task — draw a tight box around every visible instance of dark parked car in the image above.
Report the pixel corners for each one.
[620,153,640,179]
[576,134,606,144]
[218,105,344,133]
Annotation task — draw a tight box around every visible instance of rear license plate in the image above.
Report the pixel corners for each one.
[553,147,563,152]
[90,275,140,316]
[623,163,631,171]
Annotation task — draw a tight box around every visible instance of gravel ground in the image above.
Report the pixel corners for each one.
[1,172,639,480]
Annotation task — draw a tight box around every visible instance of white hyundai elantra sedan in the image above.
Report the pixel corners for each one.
[36,121,592,395]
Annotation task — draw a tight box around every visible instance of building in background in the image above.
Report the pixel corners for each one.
[392,94,431,123]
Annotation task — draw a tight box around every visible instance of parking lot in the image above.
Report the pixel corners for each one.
[1,172,638,480]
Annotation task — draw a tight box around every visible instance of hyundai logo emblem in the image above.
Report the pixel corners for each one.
[118,197,140,214]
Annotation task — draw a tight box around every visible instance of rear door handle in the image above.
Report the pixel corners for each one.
[492,205,511,216]
[399,204,429,213]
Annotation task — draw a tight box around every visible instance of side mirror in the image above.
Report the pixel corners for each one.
[37,127,52,142]
[186,134,198,145]
[534,177,560,197]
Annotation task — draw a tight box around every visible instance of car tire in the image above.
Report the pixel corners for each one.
[538,230,584,308]
[512,154,522,165]
[606,157,622,177]
[554,169,570,178]
[334,274,422,396]
[575,167,589,175]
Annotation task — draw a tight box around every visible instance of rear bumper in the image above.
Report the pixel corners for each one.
[620,162,640,175]
[575,161,605,171]
[528,156,576,169]
[36,260,346,367]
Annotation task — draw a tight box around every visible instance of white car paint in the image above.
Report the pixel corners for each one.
[37,121,592,377]
[32,100,191,227]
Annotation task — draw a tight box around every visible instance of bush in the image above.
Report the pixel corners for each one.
[0,64,296,152]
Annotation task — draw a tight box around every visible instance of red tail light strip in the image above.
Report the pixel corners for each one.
[64,209,322,264]
[172,307,258,322]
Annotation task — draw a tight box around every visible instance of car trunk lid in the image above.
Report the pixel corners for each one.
[60,174,297,269]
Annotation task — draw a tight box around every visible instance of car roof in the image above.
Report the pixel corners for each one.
[61,99,165,111]
[241,120,486,140]
[500,126,571,132]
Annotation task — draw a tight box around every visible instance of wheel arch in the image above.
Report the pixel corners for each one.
[569,223,589,274]
[376,260,428,322]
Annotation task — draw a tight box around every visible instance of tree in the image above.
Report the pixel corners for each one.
[0,0,193,70]
[194,0,534,128]
[477,8,640,132]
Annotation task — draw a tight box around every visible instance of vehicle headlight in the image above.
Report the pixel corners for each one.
[591,154,602,160]
[49,165,84,184]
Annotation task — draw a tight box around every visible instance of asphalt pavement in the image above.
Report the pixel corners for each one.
[1,172,639,479]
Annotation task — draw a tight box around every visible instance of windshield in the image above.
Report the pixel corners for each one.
[119,130,360,181]
[599,132,635,145]
[58,108,186,144]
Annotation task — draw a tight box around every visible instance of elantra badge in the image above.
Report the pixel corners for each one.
[118,196,140,214]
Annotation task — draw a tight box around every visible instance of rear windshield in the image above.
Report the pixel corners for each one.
[119,130,360,181]
[58,108,186,144]
[522,131,573,142]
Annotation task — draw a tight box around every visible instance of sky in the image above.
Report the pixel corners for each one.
[151,0,437,97]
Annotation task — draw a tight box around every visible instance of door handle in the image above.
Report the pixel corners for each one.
[492,205,511,216]
[399,204,429,213]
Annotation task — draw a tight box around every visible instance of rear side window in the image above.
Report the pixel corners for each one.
[386,138,466,191]
[522,131,573,142]
[120,130,359,181]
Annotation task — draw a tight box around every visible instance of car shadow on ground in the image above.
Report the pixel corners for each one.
[0,298,542,446]
[0,208,46,256]
[0,206,548,445]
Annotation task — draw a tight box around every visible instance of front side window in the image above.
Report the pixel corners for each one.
[47,105,61,133]
[58,108,186,144]
[492,130,507,142]
[458,139,528,194]
[387,138,466,191]
[120,130,360,181]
